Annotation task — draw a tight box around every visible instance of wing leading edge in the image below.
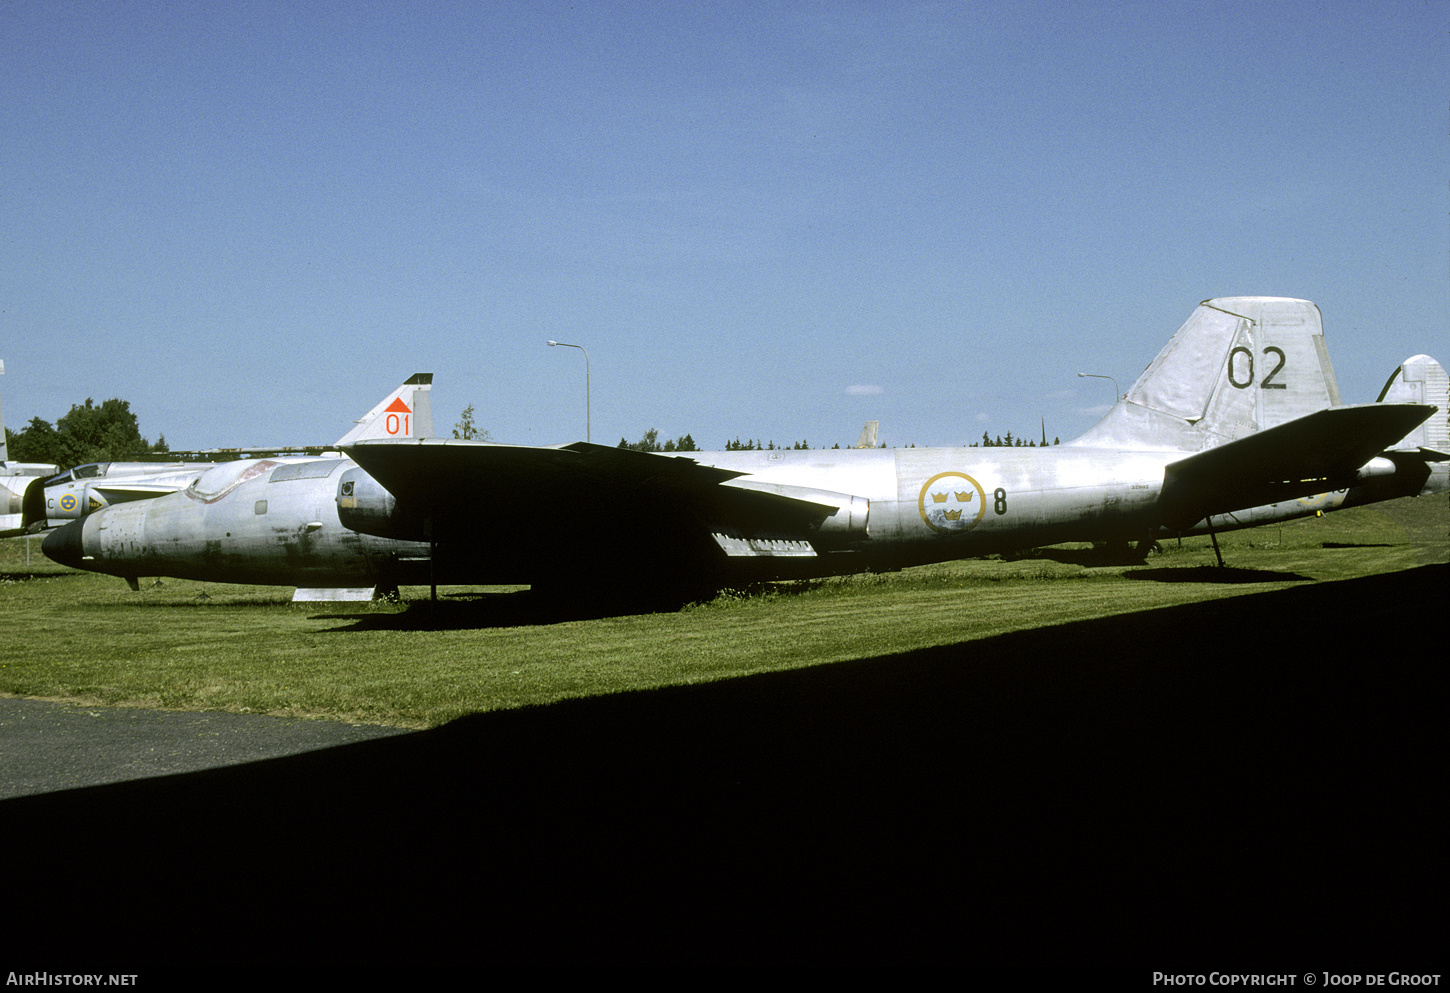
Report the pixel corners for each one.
[343,440,868,555]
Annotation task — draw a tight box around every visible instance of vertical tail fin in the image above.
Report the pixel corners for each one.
[853,421,879,449]
[334,374,435,445]
[1069,297,1342,451]
[1377,355,1449,454]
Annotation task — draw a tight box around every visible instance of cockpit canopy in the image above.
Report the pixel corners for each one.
[188,460,282,498]
[45,462,112,485]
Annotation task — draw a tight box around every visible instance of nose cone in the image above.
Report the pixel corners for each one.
[42,519,86,569]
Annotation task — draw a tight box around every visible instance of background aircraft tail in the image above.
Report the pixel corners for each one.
[1377,354,1449,455]
[853,421,879,449]
[335,374,435,445]
[1373,353,1449,499]
[1070,297,1344,452]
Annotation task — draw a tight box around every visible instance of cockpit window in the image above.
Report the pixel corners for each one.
[268,459,346,483]
[189,460,283,498]
[44,463,108,485]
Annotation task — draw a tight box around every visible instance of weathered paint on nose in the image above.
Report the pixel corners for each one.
[42,518,85,569]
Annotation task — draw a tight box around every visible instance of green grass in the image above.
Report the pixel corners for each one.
[2,495,1444,727]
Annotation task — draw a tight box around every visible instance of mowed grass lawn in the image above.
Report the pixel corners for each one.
[2,494,1444,727]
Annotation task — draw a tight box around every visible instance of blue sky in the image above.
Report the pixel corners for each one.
[3,0,1446,453]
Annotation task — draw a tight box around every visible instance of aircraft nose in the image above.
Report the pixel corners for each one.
[42,519,86,569]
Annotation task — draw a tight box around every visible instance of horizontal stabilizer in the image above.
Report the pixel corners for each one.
[1159,403,1434,528]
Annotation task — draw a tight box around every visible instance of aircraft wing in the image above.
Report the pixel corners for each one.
[1158,402,1435,528]
[344,440,866,555]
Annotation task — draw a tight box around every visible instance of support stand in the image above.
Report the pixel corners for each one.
[1206,516,1225,568]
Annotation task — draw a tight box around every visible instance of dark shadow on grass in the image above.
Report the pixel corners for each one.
[1124,565,1316,583]
[312,586,702,630]
[6,564,1444,968]
[1009,545,1149,566]
[1322,541,1394,548]
[314,580,830,631]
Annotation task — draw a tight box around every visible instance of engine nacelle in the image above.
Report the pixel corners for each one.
[336,467,423,539]
[1354,457,1396,482]
[718,478,871,544]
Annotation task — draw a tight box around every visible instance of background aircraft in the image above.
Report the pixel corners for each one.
[18,375,434,537]
[43,298,1447,600]
[0,360,59,537]
[0,465,55,538]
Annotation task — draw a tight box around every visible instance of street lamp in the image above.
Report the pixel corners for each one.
[1077,372,1121,405]
[546,340,590,443]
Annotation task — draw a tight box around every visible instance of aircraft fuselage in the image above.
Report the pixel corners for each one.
[45,441,1435,592]
[40,297,1449,596]
[696,445,1169,552]
[44,457,430,588]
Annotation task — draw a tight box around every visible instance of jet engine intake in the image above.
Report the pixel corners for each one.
[336,467,417,539]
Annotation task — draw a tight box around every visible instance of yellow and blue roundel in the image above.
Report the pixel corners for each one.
[918,472,987,533]
[58,493,78,513]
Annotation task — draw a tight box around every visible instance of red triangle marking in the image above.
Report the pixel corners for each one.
[384,397,412,413]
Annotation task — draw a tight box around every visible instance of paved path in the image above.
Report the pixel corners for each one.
[0,696,411,798]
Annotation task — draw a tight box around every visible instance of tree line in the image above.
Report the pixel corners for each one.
[616,430,816,452]
[613,428,1061,451]
[5,398,167,466]
[6,397,1062,470]
[973,431,1060,447]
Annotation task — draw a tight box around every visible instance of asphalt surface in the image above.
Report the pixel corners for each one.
[0,697,410,799]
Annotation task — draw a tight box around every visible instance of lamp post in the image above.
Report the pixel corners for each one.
[546,340,590,443]
[1077,372,1121,405]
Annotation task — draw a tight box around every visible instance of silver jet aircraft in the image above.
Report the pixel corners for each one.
[43,298,1448,600]
[26,374,434,537]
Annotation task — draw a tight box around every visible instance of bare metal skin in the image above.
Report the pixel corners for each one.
[45,299,1448,598]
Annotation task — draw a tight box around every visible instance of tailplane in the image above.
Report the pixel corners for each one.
[1070,297,1343,452]
[335,374,435,445]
